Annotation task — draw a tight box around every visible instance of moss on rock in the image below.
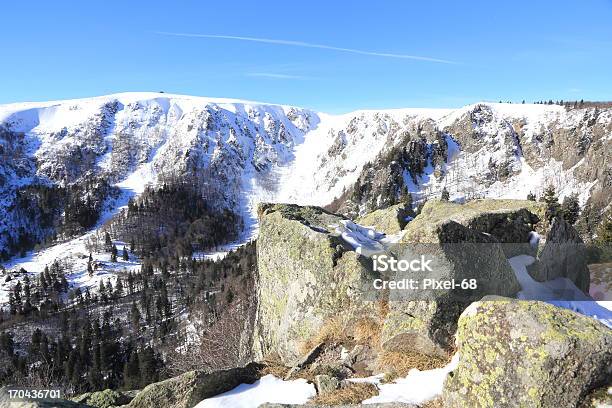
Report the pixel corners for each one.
[356,203,410,234]
[253,203,378,364]
[443,298,612,408]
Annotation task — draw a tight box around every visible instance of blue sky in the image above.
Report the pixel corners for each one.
[1,0,611,112]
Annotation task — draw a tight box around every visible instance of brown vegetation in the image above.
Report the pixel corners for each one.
[376,350,447,382]
[309,382,379,405]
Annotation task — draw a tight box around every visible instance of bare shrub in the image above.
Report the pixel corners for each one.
[167,301,249,375]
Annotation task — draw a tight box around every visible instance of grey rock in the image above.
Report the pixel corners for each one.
[253,203,378,365]
[314,374,340,394]
[443,297,612,408]
[123,362,263,408]
[381,200,525,357]
[536,217,591,292]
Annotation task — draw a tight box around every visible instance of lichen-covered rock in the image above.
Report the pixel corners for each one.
[314,374,340,394]
[443,297,612,408]
[381,201,525,357]
[403,199,544,245]
[535,217,591,292]
[355,203,411,234]
[75,389,131,408]
[124,362,263,408]
[253,203,378,364]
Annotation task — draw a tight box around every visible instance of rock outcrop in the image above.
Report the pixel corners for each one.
[380,200,527,357]
[253,203,378,364]
[402,199,544,244]
[72,389,134,408]
[123,362,263,408]
[443,297,612,408]
[355,203,411,234]
[534,217,591,292]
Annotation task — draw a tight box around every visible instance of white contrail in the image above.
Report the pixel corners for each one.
[247,73,316,80]
[154,32,456,64]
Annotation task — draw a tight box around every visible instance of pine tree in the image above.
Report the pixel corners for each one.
[527,192,536,201]
[130,302,141,332]
[441,187,450,201]
[561,193,580,225]
[115,278,124,297]
[111,245,118,263]
[105,280,114,298]
[104,232,112,252]
[123,348,141,389]
[540,185,560,221]
[596,210,612,244]
[122,247,129,261]
[139,347,159,385]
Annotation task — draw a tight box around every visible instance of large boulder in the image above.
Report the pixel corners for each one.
[253,203,378,365]
[380,200,524,357]
[534,217,590,292]
[73,389,133,408]
[403,199,543,249]
[443,297,612,408]
[123,362,263,408]
[355,203,411,234]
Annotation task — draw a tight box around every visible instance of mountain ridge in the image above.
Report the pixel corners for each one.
[0,92,610,278]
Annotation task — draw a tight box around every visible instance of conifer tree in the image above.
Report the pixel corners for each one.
[596,210,612,244]
[111,245,118,263]
[561,193,580,225]
[104,232,112,251]
[115,278,124,297]
[441,187,450,201]
[540,185,560,221]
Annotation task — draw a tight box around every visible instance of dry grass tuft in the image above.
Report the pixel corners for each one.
[309,382,379,405]
[353,317,381,347]
[376,350,447,381]
[378,297,390,318]
[420,397,444,408]
[298,316,346,356]
[259,361,290,379]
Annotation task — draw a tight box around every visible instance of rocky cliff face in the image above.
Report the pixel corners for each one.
[0,93,315,259]
[326,104,610,224]
[252,199,586,360]
[253,203,378,364]
[1,95,610,262]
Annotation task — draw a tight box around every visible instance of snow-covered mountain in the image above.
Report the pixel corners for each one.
[0,92,610,303]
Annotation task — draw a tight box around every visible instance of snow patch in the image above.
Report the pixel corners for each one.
[194,374,315,408]
[509,255,612,328]
[355,353,460,405]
